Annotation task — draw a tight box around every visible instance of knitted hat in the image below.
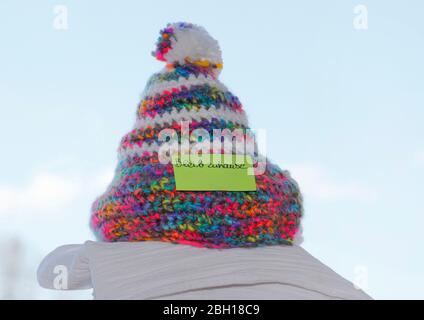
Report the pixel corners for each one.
[90,22,303,248]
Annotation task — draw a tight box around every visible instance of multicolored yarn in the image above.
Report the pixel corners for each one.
[146,63,217,87]
[152,22,194,61]
[139,84,243,118]
[90,22,303,248]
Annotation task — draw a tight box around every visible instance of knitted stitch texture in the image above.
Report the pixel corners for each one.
[90,22,303,248]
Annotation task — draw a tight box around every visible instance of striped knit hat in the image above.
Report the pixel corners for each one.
[90,22,303,248]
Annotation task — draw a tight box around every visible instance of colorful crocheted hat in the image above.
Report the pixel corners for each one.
[90,22,303,248]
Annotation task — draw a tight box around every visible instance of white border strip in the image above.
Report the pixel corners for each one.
[118,141,256,160]
[133,105,248,129]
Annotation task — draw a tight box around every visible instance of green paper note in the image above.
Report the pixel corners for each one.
[171,154,257,191]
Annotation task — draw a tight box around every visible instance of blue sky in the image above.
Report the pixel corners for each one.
[0,0,423,299]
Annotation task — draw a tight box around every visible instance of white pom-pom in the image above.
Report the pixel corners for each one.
[152,22,222,69]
